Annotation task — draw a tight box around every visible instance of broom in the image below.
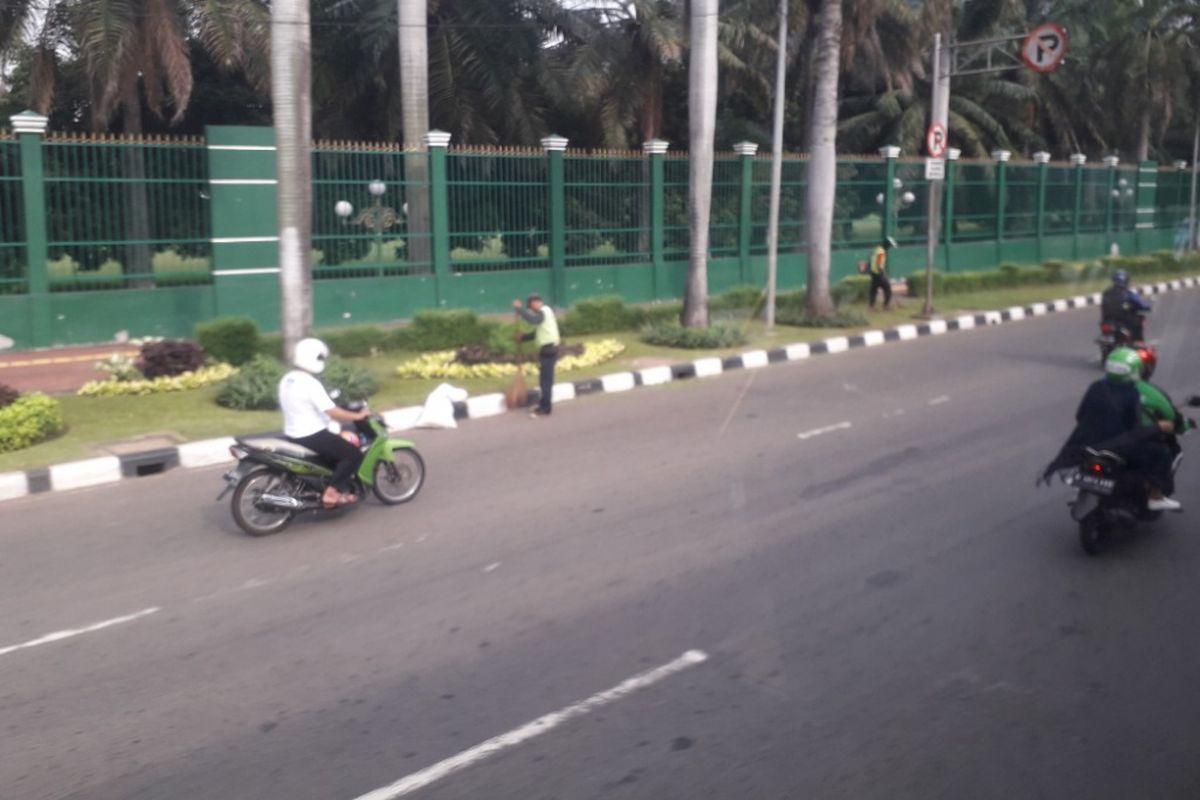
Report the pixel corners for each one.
[504,313,529,410]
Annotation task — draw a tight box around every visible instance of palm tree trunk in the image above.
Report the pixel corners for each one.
[272,0,314,356]
[682,0,719,328]
[804,0,842,318]
[399,0,432,269]
[121,97,153,286]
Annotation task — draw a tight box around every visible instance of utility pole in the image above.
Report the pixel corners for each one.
[923,32,950,317]
[1190,119,1199,251]
[764,0,788,331]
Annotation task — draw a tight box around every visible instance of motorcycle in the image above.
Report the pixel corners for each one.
[1061,395,1200,555]
[1096,318,1144,362]
[218,397,425,536]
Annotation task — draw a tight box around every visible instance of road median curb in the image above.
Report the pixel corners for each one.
[3,276,1197,502]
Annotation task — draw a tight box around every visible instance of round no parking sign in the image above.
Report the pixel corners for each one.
[926,123,947,159]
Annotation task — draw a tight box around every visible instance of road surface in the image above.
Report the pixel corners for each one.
[3,291,1200,800]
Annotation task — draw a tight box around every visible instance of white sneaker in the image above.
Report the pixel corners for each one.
[1148,496,1183,512]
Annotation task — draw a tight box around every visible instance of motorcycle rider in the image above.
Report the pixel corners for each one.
[1042,347,1179,511]
[1100,269,1151,342]
[1132,347,1195,501]
[279,338,371,509]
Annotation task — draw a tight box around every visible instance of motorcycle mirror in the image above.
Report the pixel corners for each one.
[1188,395,1200,408]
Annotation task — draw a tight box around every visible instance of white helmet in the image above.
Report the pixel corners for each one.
[293,337,329,374]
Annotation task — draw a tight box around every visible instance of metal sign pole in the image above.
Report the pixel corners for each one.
[923,33,951,317]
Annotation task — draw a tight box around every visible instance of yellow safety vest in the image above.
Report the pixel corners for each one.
[870,246,887,275]
[536,306,560,347]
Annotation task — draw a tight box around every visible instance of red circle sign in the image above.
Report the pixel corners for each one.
[926,123,947,158]
[1022,23,1068,73]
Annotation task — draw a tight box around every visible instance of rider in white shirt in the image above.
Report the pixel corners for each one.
[279,338,370,508]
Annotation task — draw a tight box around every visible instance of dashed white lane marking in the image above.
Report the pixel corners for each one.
[928,395,951,406]
[350,649,710,800]
[0,607,160,659]
[482,562,501,573]
[797,421,853,440]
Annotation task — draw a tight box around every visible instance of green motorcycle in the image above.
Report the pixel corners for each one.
[219,399,425,537]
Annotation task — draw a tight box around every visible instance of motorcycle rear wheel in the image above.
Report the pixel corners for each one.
[372,449,425,505]
[232,468,295,537]
[1078,514,1110,556]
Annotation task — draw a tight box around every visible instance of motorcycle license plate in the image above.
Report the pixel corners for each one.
[1077,474,1115,495]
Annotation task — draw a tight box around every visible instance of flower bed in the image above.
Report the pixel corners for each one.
[396,339,626,380]
[78,363,238,397]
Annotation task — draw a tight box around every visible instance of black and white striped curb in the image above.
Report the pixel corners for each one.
[2,275,1197,503]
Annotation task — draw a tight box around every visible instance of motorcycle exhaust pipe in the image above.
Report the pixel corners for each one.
[257,492,316,512]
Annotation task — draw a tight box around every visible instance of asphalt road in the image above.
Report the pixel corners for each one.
[3,291,1200,800]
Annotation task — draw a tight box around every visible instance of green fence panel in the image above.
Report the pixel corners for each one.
[709,156,742,259]
[0,135,26,295]
[952,161,997,241]
[41,135,211,292]
[1078,165,1109,233]
[832,159,886,249]
[1005,163,1039,239]
[893,160,931,247]
[563,152,650,268]
[749,156,807,254]
[662,154,690,260]
[311,143,432,280]
[445,149,548,274]
[1044,165,1076,235]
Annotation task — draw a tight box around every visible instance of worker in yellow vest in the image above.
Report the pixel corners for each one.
[513,293,561,418]
[869,236,897,311]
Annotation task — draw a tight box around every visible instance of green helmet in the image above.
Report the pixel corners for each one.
[1105,346,1142,382]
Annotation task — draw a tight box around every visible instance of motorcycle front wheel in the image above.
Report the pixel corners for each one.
[373,449,425,505]
[232,467,295,537]
[1078,513,1110,556]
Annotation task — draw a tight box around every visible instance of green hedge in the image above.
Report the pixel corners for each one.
[640,321,748,349]
[216,355,379,411]
[0,394,65,453]
[196,317,260,366]
[905,251,1197,297]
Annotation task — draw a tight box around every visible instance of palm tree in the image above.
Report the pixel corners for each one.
[804,0,840,317]
[683,0,718,328]
[273,0,314,353]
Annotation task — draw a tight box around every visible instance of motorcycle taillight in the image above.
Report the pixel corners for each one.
[1090,462,1105,475]
[1100,323,1114,334]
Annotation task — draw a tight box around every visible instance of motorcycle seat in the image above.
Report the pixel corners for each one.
[1083,447,1126,467]
[237,436,320,460]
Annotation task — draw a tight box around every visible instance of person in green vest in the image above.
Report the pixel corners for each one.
[868,236,897,311]
[1133,347,1196,502]
[513,293,561,418]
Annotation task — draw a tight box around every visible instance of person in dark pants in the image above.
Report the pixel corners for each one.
[513,293,560,418]
[279,338,371,508]
[868,236,896,310]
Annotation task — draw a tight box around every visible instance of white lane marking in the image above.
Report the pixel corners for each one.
[882,409,906,419]
[351,649,710,800]
[718,371,758,436]
[928,395,951,406]
[797,421,852,440]
[0,607,160,658]
[482,562,501,573]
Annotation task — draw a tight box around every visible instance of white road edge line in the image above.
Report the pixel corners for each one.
[350,649,710,800]
[797,421,852,440]
[0,606,160,658]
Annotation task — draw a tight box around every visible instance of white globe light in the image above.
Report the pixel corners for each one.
[335,200,353,218]
[875,193,885,204]
[892,177,903,189]
[902,191,915,204]
[1111,189,1120,198]
[368,179,386,197]
[1117,178,1128,188]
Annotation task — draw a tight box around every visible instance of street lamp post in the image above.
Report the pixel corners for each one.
[368,179,387,273]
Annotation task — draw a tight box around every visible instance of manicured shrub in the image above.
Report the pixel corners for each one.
[709,285,762,312]
[776,308,869,328]
[137,339,208,379]
[640,321,748,349]
[560,296,640,335]
[0,382,19,408]
[322,325,389,358]
[78,364,237,397]
[387,310,493,351]
[831,276,871,306]
[216,355,378,411]
[196,317,260,366]
[256,333,284,359]
[0,394,65,453]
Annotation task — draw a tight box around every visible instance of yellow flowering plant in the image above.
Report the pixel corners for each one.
[396,340,625,380]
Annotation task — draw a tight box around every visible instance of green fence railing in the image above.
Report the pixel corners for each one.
[41,134,211,291]
[0,117,1192,349]
[0,135,25,295]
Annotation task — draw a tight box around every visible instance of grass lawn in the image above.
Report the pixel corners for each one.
[1,270,1192,473]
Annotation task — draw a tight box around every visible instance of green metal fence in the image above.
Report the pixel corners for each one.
[0,119,1192,349]
[41,134,211,291]
[311,142,432,279]
[0,135,25,295]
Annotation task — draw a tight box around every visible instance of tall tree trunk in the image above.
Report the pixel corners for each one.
[682,0,718,328]
[804,0,841,318]
[399,0,432,270]
[121,96,153,285]
[1136,101,1151,163]
[272,0,314,357]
